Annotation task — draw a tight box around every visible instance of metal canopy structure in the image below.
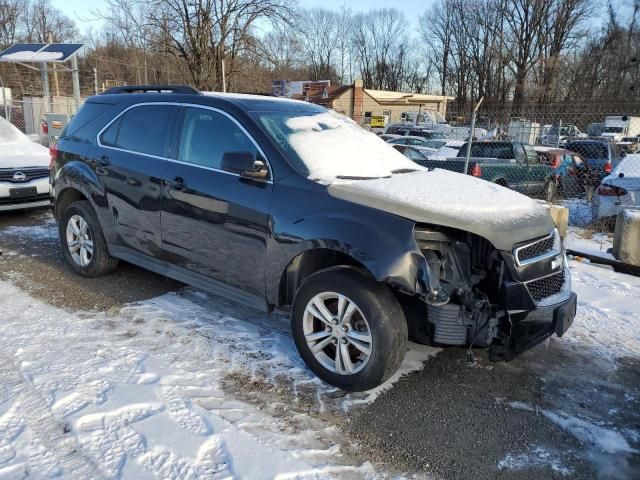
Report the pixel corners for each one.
[0,43,85,112]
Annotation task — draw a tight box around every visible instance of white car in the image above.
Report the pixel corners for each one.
[593,154,640,220]
[427,140,466,160]
[0,116,50,211]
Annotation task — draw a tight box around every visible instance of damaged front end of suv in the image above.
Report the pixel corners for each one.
[327,168,577,363]
[403,224,576,360]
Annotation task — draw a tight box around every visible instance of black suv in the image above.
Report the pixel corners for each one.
[51,85,577,391]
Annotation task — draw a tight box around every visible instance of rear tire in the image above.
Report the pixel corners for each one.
[58,200,118,277]
[291,267,408,391]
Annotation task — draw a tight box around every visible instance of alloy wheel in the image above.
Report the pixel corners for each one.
[302,292,372,375]
[66,214,94,267]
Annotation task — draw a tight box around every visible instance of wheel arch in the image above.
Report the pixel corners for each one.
[54,187,90,219]
[278,248,374,308]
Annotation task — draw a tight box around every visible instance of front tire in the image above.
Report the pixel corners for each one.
[59,200,118,277]
[291,267,408,391]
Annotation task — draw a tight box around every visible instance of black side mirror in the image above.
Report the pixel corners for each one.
[221,151,268,180]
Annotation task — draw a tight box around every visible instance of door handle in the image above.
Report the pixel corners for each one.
[97,155,110,167]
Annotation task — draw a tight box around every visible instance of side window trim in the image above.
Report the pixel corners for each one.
[96,101,272,182]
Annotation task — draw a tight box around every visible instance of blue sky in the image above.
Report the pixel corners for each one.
[52,0,434,35]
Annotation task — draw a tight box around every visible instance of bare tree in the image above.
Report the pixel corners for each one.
[0,0,23,49]
[148,0,295,91]
[351,8,409,90]
[22,0,78,43]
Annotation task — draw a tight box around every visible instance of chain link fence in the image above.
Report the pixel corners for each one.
[381,105,640,255]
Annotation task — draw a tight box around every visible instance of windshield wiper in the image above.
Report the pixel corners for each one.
[391,168,419,174]
[335,175,388,180]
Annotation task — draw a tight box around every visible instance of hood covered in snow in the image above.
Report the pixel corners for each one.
[328,169,554,251]
[0,115,49,168]
[0,140,49,169]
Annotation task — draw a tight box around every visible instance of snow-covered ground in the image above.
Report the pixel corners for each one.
[0,276,437,479]
[0,216,639,478]
[565,226,614,259]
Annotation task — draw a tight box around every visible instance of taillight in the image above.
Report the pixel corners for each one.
[597,184,628,196]
[603,161,612,173]
[49,143,58,168]
[470,164,482,177]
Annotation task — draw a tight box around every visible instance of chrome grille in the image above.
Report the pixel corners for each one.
[514,230,558,266]
[0,168,50,183]
[526,269,565,302]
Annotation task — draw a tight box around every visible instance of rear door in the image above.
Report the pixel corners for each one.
[96,103,178,256]
[160,105,273,298]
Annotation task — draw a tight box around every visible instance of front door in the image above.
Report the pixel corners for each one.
[96,103,178,256]
[160,106,273,298]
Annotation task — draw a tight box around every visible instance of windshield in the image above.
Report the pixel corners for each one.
[604,126,624,133]
[253,110,423,182]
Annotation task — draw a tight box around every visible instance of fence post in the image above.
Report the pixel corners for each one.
[0,76,7,121]
[557,118,562,148]
[93,68,98,95]
[71,55,81,111]
[40,63,51,114]
[463,96,484,175]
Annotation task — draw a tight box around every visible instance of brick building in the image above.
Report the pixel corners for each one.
[305,79,454,126]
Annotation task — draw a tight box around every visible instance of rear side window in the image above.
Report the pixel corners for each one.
[113,105,175,157]
[178,107,257,169]
[101,117,121,146]
[65,101,113,136]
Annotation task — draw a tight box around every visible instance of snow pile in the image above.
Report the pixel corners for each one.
[565,227,613,259]
[567,260,640,361]
[286,112,423,182]
[0,279,434,478]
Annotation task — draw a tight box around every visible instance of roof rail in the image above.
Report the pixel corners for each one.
[101,85,200,95]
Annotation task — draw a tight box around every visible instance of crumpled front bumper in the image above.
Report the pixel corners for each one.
[489,291,577,361]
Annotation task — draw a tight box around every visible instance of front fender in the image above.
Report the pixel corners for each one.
[265,209,435,305]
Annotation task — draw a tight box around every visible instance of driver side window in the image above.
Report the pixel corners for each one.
[178,107,257,170]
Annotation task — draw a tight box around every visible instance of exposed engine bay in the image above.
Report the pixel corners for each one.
[408,226,511,352]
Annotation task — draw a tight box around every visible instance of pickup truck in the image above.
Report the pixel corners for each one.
[396,141,558,201]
